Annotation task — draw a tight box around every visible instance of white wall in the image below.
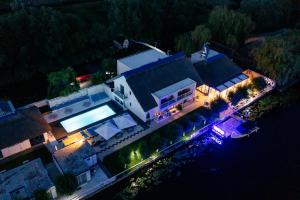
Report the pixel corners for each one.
[113,76,149,122]
[1,140,31,158]
[47,186,57,199]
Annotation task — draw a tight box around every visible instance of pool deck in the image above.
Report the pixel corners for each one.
[44,94,110,123]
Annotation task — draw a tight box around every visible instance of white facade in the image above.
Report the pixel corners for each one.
[110,76,197,122]
[113,76,149,121]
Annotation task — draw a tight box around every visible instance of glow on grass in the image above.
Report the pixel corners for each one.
[129,149,142,168]
[60,105,115,133]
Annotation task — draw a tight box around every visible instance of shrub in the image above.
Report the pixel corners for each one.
[33,189,50,200]
[210,97,228,112]
[251,76,267,91]
[176,104,183,111]
[55,173,78,195]
[228,86,249,105]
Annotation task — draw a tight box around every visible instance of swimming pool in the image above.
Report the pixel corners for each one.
[60,105,116,133]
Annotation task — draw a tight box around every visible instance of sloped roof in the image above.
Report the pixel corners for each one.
[118,49,168,70]
[53,141,95,176]
[0,107,51,150]
[193,54,243,87]
[125,53,203,111]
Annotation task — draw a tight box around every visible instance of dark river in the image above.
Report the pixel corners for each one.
[91,103,300,200]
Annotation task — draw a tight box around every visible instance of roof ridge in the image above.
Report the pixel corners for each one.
[122,52,185,78]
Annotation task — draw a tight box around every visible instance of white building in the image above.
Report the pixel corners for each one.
[108,51,203,122]
[106,48,251,123]
[0,103,51,159]
[53,141,97,186]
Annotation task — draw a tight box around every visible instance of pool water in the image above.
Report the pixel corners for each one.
[60,105,115,133]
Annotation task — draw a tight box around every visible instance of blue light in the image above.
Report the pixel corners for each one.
[212,125,225,137]
[60,105,115,133]
[211,136,223,145]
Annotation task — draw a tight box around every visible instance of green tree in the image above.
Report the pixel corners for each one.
[240,0,291,32]
[175,33,195,56]
[208,7,255,47]
[47,67,79,98]
[55,173,78,195]
[253,30,300,87]
[91,72,105,85]
[191,25,212,49]
[251,77,267,91]
[33,189,50,200]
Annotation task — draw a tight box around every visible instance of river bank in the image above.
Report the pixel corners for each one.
[89,84,300,200]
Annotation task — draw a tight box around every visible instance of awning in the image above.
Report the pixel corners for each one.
[215,73,249,92]
[95,121,121,140]
[113,114,137,130]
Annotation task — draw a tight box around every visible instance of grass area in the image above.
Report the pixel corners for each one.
[0,146,52,171]
[103,106,212,175]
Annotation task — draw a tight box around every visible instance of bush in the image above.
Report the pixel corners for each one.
[176,104,183,111]
[33,189,50,200]
[55,173,78,195]
[251,76,267,91]
[228,86,249,105]
[210,97,228,112]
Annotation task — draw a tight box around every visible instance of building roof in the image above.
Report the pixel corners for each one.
[0,107,51,150]
[118,49,169,70]
[124,53,203,111]
[0,158,54,200]
[194,54,243,87]
[53,141,95,176]
[153,78,196,99]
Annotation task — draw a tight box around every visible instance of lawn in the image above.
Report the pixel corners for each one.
[103,106,213,175]
[0,146,52,171]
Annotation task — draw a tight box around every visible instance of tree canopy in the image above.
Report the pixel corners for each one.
[47,67,79,98]
[208,7,255,47]
[240,0,292,32]
[55,173,78,195]
[253,29,300,87]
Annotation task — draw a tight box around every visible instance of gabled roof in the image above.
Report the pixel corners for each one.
[0,107,51,150]
[124,53,202,111]
[118,49,168,70]
[194,54,243,87]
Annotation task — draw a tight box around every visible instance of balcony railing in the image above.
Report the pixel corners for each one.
[114,90,127,100]
[160,99,176,109]
[177,91,193,101]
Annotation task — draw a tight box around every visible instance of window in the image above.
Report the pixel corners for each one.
[120,84,125,95]
[130,102,132,106]
[146,113,150,119]
[129,91,132,95]
[77,173,88,185]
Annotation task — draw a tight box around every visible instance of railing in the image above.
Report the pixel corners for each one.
[177,91,193,101]
[114,90,127,100]
[160,99,176,109]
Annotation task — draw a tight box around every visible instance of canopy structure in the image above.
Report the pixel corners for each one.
[112,114,137,130]
[95,121,121,140]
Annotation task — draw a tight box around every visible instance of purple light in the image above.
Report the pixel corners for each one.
[211,136,223,145]
[212,125,225,137]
